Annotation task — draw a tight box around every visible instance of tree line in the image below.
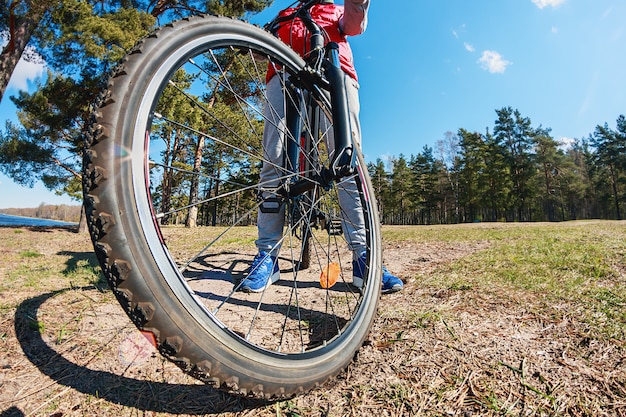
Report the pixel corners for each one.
[0,203,82,222]
[369,108,626,225]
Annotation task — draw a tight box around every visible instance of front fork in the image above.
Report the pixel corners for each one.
[323,42,355,179]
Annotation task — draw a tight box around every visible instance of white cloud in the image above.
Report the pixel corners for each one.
[531,0,566,9]
[478,51,511,74]
[7,57,46,92]
[1,34,46,93]
[464,42,475,52]
[558,137,576,150]
[452,24,466,39]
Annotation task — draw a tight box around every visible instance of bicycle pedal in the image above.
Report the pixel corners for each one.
[327,220,343,236]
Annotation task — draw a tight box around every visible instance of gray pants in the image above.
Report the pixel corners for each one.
[256,74,366,259]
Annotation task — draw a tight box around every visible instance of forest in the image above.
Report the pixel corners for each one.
[1,1,624,227]
[137,106,626,228]
[368,109,626,225]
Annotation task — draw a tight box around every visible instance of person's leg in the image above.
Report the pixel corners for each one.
[256,75,287,258]
[241,75,285,292]
[336,76,403,293]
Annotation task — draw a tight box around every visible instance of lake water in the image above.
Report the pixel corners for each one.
[0,213,78,228]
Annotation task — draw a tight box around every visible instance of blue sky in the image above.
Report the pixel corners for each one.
[1,0,624,208]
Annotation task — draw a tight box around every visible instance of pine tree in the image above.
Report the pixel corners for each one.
[368,158,390,223]
[480,130,510,222]
[457,129,488,222]
[389,154,412,224]
[493,107,536,221]
[0,0,54,101]
[0,0,272,229]
[591,115,626,220]
[435,132,461,223]
[409,146,439,225]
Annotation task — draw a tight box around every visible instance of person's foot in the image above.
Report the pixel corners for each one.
[240,251,280,293]
[381,266,403,293]
[352,253,403,293]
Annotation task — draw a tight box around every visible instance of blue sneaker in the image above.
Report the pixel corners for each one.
[353,253,403,293]
[240,252,280,293]
[381,266,403,294]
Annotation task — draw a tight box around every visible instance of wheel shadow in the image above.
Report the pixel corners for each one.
[13,288,270,415]
[185,253,353,349]
[187,252,357,293]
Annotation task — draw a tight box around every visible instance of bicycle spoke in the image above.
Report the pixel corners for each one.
[140,41,374,354]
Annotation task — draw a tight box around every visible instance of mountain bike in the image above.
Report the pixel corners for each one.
[83,0,382,398]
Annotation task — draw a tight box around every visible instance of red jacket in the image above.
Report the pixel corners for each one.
[267,3,359,82]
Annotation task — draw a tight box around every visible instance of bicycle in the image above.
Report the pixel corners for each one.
[83,0,382,398]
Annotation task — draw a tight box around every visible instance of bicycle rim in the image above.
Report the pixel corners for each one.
[84,15,381,397]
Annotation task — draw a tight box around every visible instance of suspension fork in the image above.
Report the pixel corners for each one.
[279,82,326,200]
[323,42,355,179]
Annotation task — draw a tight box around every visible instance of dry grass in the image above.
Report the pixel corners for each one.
[0,222,624,416]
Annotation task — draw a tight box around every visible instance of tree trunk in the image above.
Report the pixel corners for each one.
[0,3,46,102]
[185,90,218,228]
[77,204,88,233]
[211,162,222,227]
[160,129,175,225]
[609,164,622,220]
[185,133,205,228]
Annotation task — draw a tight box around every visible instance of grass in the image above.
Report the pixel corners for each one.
[20,250,44,258]
[383,221,626,341]
[0,221,625,416]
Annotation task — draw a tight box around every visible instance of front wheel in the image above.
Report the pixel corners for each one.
[83,15,382,398]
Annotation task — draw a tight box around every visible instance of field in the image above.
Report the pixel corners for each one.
[0,221,625,416]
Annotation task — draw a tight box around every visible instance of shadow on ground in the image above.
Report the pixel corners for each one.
[13,288,270,415]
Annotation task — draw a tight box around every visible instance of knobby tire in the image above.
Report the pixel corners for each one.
[83,15,382,399]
